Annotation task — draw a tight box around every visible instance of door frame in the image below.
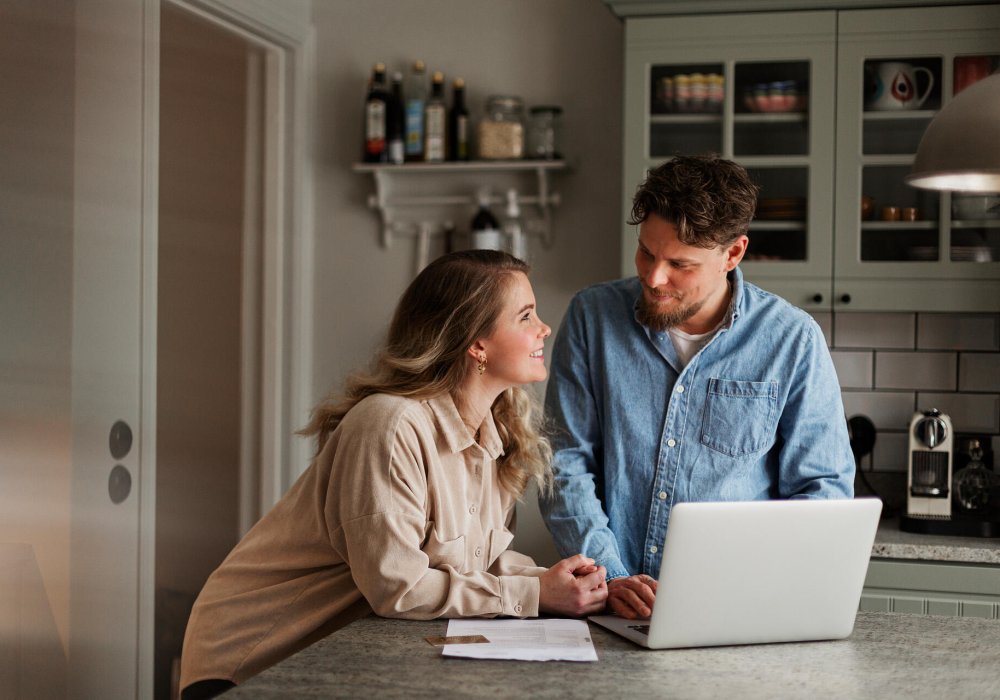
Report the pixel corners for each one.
[141,0,315,692]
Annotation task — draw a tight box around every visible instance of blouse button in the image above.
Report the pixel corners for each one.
[475,546,482,557]
[469,504,477,514]
[514,604,523,614]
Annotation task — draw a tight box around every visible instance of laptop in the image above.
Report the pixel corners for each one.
[589,497,882,649]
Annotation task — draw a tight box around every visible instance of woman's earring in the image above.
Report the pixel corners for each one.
[477,355,487,375]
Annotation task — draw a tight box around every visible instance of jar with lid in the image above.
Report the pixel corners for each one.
[477,95,525,160]
[527,106,562,160]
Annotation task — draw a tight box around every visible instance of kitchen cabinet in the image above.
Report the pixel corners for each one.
[622,5,1000,312]
[834,5,1000,311]
[622,11,837,310]
[861,559,1000,618]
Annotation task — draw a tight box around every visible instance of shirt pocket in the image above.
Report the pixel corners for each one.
[487,526,515,568]
[699,377,778,458]
[422,528,467,572]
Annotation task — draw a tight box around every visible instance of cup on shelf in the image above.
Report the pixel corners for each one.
[866,62,935,110]
[881,206,901,221]
[902,207,920,222]
[861,195,875,221]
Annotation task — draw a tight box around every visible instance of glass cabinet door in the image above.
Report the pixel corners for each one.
[835,6,1000,311]
[623,11,837,309]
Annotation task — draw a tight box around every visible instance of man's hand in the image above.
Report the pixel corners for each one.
[538,554,608,617]
[606,574,657,619]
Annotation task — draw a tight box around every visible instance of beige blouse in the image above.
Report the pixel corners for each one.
[180,393,546,689]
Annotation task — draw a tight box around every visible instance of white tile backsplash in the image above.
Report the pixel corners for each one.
[841,391,915,432]
[917,313,1000,351]
[959,353,1000,392]
[875,351,956,391]
[831,350,873,389]
[835,313,915,349]
[916,393,1000,433]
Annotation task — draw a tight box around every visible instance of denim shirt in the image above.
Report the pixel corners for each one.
[539,267,854,580]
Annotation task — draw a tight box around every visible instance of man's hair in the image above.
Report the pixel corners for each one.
[628,154,759,248]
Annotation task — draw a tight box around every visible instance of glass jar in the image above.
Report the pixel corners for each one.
[527,106,562,160]
[477,95,525,160]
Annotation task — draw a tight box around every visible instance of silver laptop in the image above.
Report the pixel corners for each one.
[589,498,882,649]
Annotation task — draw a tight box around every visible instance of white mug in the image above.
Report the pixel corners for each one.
[868,62,934,111]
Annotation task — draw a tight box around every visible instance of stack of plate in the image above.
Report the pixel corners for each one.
[951,246,994,262]
[755,197,806,221]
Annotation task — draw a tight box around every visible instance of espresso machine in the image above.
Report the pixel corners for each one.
[900,409,1000,537]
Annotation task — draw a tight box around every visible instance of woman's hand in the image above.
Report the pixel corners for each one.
[606,574,657,619]
[538,554,608,617]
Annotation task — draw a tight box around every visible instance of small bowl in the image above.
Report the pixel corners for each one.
[952,194,1000,220]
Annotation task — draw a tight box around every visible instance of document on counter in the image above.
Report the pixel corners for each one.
[440,618,598,662]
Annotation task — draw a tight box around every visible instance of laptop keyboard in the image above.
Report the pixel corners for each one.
[628,624,650,635]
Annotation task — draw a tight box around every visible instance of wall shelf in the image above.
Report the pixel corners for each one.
[352,160,566,250]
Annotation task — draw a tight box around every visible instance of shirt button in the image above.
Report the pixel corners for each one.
[658,491,668,500]
[676,384,685,393]
[475,547,482,557]
[469,505,477,514]
[514,604,523,614]
[649,545,658,554]
[667,438,676,447]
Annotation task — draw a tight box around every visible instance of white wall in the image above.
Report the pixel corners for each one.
[309,0,624,565]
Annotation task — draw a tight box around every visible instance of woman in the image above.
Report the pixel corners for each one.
[180,250,608,699]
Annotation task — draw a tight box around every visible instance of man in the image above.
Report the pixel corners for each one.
[540,155,854,620]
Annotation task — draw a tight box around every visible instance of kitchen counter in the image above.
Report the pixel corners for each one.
[873,517,1000,564]
[227,612,1000,699]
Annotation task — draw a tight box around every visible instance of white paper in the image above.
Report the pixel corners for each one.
[441,618,598,662]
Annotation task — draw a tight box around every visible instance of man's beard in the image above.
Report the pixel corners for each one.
[636,291,705,332]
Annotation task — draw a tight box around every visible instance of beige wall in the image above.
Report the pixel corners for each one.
[309,0,624,565]
[0,0,76,675]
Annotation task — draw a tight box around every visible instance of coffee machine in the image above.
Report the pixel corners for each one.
[905,409,953,519]
[900,409,1000,537]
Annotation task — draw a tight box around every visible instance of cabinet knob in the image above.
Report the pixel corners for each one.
[811,294,823,304]
[840,293,852,304]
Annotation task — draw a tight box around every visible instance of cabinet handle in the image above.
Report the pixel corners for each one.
[812,294,823,304]
[840,293,852,304]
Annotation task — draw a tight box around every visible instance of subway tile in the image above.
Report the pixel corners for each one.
[959,353,1000,392]
[841,391,915,432]
[834,313,915,349]
[917,393,1000,434]
[917,313,1000,351]
[870,431,908,473]
[809,312,832,348]
[832,350,873,389]
[875,351,956,391]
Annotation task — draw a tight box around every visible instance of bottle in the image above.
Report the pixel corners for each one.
[363,62,390,163]
[404,60,427,162]
[448,78,470,161]
[502,188,527,260]
[424,71,447,163]
[386,71,405,165]
[470,188,503,250]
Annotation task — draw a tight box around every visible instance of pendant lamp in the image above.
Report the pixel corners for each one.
[905,72,1000,192]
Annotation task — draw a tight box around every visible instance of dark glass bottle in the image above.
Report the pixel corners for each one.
[424,71,447,163]
[363,63,390,163]
[387,71,405,165]
[448,78,470,161]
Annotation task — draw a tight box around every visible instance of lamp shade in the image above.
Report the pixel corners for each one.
[906,72,1000,192]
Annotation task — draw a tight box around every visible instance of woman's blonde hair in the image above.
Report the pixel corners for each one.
[300,250,552,498]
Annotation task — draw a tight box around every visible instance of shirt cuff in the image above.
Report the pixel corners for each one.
[498,574,539,617]
[605,570,631,582]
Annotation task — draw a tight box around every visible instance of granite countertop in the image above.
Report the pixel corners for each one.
[228,613,1000,699]
[873,517,1000,564]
